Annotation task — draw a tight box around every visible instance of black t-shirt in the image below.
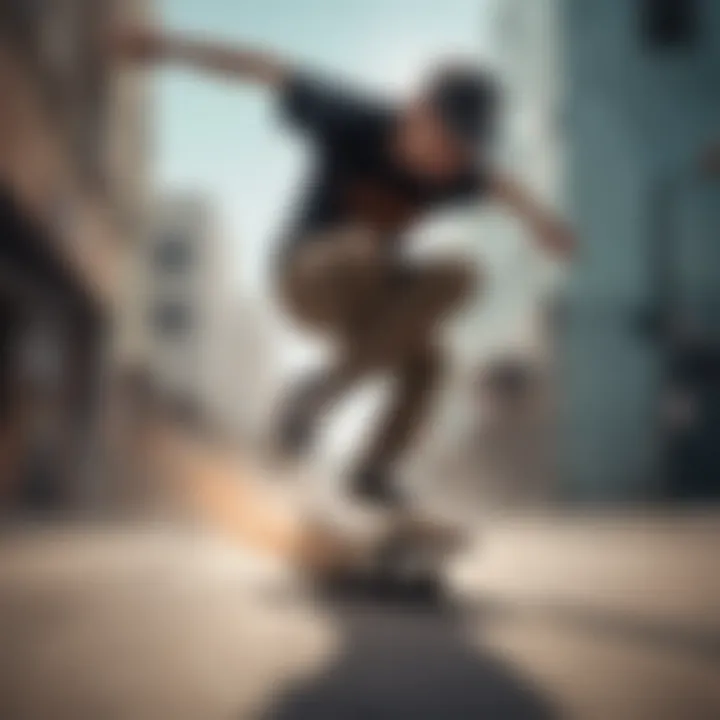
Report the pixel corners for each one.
[278,72,487,261]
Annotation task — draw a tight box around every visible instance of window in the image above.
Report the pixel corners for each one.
[153,303,192,336]
[155,234,193,272]
[642,0,699,49]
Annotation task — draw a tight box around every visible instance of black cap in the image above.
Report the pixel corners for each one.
[427,65,499,151]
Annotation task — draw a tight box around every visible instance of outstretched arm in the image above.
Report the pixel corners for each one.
[489,172,577,260]
[113,27,291,88]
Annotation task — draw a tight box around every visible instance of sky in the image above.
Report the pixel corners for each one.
[155,0,491,294]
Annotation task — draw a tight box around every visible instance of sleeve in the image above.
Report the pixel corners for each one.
[278,71,380,142]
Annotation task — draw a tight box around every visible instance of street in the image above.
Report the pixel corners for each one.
[0,515,718,720]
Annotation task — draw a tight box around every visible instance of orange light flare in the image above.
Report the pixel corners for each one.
[153,423,358,572]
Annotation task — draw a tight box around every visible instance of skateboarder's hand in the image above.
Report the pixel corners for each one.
[490,172,577,261]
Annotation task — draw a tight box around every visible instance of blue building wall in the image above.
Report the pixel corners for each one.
[558,0,720,500]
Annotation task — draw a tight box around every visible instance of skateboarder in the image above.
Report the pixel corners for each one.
[116,28,576,508]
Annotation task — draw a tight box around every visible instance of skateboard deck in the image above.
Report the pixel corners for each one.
[308,508,469,604]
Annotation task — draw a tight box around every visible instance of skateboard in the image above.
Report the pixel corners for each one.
[311,509,469,605]
[163,431,468,604]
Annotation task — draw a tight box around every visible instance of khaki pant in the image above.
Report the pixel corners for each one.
[279,226,477,471]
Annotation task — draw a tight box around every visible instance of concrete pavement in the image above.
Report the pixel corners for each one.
[0,515,718,720]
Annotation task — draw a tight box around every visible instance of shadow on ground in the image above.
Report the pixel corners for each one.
[261,602,557,720]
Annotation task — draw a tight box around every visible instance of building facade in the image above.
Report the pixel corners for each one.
[142,196,281,447]
[489,0,720,502]
[142,195,227,424]
[0,0,151,512]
